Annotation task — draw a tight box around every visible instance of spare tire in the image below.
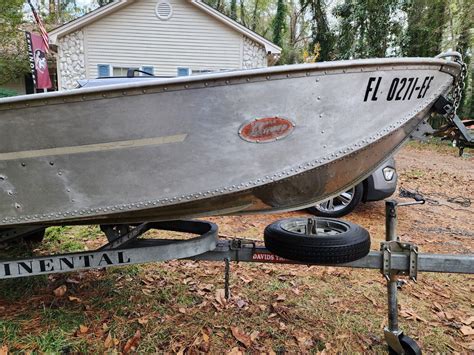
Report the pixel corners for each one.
[264,218,370,264]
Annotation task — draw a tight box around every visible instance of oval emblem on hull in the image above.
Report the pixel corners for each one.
[239,117,295,143]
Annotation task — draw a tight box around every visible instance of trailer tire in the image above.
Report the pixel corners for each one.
[264,218,370,264]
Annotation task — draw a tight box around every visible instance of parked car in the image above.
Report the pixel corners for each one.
[307,157,397,217]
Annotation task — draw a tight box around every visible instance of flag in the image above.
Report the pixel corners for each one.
[25,32,53,90]
[27,0,49,52]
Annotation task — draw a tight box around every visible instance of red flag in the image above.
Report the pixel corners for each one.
[25,32,52,90]
[27,0,49,52]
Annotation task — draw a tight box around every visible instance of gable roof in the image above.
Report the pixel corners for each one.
[49,0,281,54]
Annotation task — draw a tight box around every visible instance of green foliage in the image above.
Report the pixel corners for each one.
[454,0,473,118]
[0,0,30,84]
[230,0,238,20]
[334,0,402,59]
[402,0,448,57]
[306,0,334,61]
[272,0,286,47]
[0,88,18,98]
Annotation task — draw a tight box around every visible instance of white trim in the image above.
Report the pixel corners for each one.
[239,35,244,69]
[83,28,89,78]
[48,0,281,54]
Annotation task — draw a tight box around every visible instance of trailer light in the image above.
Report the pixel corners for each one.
[383,167,395,181]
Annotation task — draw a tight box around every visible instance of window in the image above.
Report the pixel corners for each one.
[177,67,191,77]
[97,64,110,78]
[112,66,132,77]
[97,65,154,78]
[141,66,154,76]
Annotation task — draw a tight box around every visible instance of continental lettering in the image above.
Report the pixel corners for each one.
[0,251,132,278]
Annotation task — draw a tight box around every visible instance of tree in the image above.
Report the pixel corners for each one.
[230,0,237,20]
[272,0,286,47]
[96,0,113,6]
[334,0,402,59]
[442,0,473,118]
[0,0,29,85]
[402,0,449,57]
[306,0,334,61]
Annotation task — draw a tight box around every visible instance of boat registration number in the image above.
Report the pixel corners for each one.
[363,76,434,102]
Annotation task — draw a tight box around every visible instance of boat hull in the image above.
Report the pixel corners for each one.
[0,58,459,227]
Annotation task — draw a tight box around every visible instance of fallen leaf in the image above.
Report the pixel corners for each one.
[250,330,260,342]
[236,299,247,309]
[202,331,210,344]
[200,284,214,292]
[68,296,81,302]
[137,317,148,325]
[239,276,253,284]
[461,316,474,325]
[79,324,89,334]
[200,330,210,352]
[215,289,226,307]
[104,333,113,348]
[231,327,251,348]
[227,347,243,355]
[141,288,152,296]
[178,308,186,314]
[276,294,286,302]
[460,326,474,336]
[53,285,67,297]
[0,345,8,355]
[123,330,141,354]
[444,312,454,320]
[294,332,314,351]
[363,294,377,306]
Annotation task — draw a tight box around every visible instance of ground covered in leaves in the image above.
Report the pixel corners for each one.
[0,141,473,353]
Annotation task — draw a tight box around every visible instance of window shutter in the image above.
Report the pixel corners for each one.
[177,67,191,77]
[142,66,154,76]
[97,64,110,78]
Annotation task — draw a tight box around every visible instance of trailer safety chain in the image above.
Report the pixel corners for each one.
[400,187,472,210]
[451,56,468,120]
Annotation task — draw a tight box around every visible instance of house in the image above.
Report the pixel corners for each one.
[49,0,281,90]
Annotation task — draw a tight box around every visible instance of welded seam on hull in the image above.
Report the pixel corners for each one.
[0,134,187,161]
[0,80,452,226]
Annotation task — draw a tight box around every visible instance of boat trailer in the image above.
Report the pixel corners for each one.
[1,200,473,353]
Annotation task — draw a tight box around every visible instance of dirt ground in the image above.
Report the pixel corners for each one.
[0,141,473,353]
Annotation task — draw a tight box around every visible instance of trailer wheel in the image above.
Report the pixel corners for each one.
[388,334,422,355]
[264,218,370,264]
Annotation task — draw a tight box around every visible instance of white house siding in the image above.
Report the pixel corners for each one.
[85,0,243,79]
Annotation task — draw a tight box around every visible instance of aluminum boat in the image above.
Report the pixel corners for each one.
[0,56,461,227]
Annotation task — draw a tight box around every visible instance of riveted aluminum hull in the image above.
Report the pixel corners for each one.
[0,58,459,227]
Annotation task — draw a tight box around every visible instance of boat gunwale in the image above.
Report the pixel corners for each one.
[0,57,461,108]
